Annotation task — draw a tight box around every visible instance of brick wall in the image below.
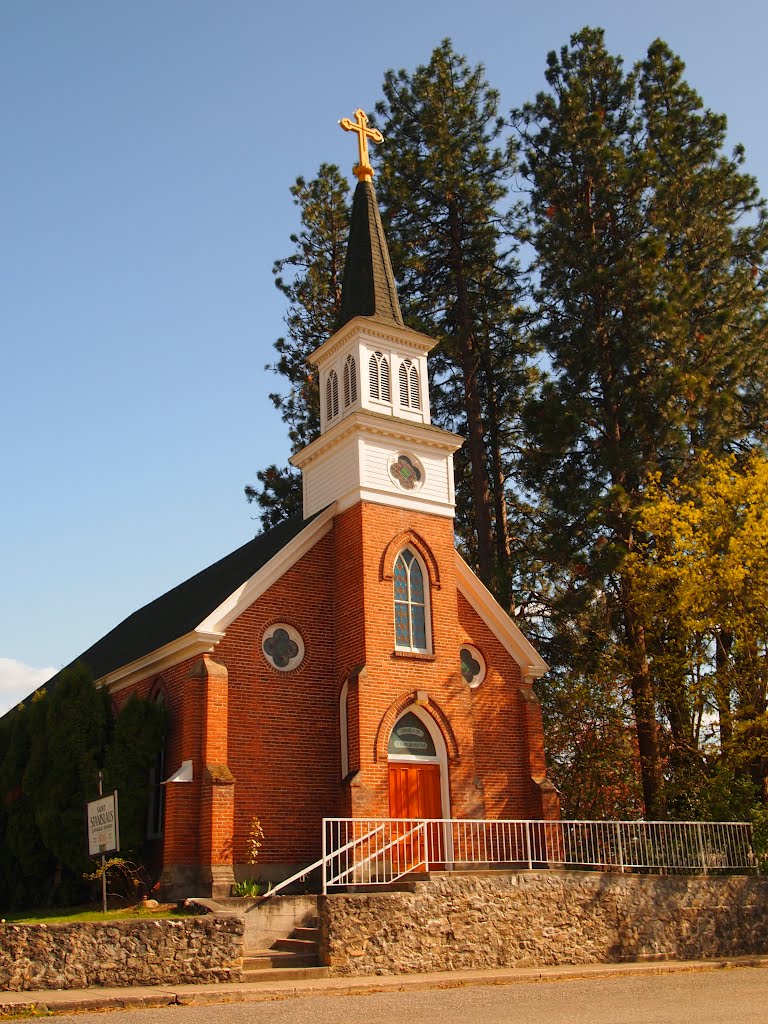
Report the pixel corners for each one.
[110,500,556,897]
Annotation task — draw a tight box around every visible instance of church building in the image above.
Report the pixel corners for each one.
[42,111,559,899]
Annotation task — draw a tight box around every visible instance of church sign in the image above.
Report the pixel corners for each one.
[86,792,120,856]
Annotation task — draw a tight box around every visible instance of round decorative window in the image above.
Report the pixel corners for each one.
[460,645,486,688]
[389,452,425,491]
[262,623,305,672]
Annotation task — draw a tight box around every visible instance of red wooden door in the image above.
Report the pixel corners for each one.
[388,763,444,869]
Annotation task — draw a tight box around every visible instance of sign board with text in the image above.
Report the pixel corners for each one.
[86,792,120,856]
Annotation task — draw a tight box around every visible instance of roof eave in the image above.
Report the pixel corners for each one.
[454,552,549,679]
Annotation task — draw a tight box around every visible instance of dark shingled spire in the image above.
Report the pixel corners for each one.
[337,179,404,330]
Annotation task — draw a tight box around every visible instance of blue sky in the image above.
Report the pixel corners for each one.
[2,0,766,715]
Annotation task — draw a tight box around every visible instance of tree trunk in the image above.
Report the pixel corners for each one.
[621,581,664,818]
[446,201,495,588]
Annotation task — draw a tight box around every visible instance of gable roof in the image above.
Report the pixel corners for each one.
[38,509,327,699]
[455,553,549,679]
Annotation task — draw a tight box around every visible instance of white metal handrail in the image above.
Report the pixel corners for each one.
[321,817,756,891]
[325,820,428,890]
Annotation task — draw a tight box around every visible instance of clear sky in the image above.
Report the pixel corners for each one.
[2,0,766,716]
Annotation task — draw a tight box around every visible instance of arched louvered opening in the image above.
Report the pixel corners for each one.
[380,355,391,402]
[370,351,391,403]
[343,354,357,408]
[326,369,339,422]
[399,359,420,409]
[369,353,380,400]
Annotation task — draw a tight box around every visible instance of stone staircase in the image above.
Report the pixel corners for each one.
[242,917,330,982]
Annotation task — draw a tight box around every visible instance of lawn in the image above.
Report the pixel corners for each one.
[0,902,200,925]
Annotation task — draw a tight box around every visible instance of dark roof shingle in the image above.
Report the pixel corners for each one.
[42,511,321,694]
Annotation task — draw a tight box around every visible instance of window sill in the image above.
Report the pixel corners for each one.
[392,649,435,662]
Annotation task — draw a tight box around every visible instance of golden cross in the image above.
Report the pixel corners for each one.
[339,108,383,181]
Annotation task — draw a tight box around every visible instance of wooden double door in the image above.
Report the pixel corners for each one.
[388,762,444,869]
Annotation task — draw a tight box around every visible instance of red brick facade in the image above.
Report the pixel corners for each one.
[113,500,558,899]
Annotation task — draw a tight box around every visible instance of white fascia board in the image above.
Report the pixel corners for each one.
[455,552,549,678]
[99,630,224,694]
[291,412,462,471]
[98,506,336,694]
[196,503,336,635]
[309,317,435,368]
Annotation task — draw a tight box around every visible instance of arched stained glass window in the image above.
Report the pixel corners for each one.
[343,354,357,408]
[326,369,339,421]
[394,548,428,651]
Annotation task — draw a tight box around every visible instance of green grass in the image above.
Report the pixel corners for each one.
[0,903,200,925]
[0,1007,53,1019]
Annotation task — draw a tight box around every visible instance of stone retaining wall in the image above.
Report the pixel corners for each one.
[320,871,768,975]
[0,916,244,991]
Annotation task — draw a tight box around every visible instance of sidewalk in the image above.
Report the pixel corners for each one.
[1,957,767,1017]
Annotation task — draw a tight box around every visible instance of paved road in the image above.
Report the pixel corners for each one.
[57,968,767,1024]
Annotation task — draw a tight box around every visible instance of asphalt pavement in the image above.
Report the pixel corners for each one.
[1,956,766,1017]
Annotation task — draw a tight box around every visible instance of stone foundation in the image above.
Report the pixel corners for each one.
[0,916,244,992]
[319,871,768,975]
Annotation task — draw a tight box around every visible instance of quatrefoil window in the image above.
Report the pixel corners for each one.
[461,645,486,688]
[389,452,425,491]
[262,624,305,672]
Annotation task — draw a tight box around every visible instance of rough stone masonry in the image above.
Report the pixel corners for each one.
[0,916,244,991]
[319,871,768,975]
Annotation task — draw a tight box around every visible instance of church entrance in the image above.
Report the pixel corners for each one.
[387,708,448,869]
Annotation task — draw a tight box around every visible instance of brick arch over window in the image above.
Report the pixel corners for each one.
[380,530,441,590]
[149,676,170,709]
[373,691,459,763]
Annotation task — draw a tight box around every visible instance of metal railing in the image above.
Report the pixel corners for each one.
[321,817,756,892]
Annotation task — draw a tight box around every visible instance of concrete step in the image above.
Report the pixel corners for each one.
[241,965,330,982]
[273,937,318,954]
[243,950,320,970]
[292,926,320,941]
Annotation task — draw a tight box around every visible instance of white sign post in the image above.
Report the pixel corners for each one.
[86,773,119,913]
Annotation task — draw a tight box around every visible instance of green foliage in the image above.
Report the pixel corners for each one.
[513,27,768,815]
[245,165,350,527]
[232,878,262,898]
[373,40,533,600]
[248,31,768,824]
[0,666,165,909]
[104,694,167,856]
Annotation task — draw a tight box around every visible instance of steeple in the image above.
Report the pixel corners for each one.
[290,110,463,520]
[337,179,404,330]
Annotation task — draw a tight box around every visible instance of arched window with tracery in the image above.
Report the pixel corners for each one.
[369,351,391,402]
[343,354,357,408]
[398,359,420,409]
[393,547,429,652]
[326,369,339,422]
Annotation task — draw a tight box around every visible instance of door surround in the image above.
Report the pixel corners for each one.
[387,704,450,820]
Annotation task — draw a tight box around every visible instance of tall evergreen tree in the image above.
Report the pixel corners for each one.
[373,40,532,600]
[513,28,768,815]
[245,165,350,527]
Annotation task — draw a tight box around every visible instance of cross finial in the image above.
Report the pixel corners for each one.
[339,108,383,181]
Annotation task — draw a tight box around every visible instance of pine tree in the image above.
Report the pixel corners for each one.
[245,165,350,527]
[373,40,532,599]
[514,27,768,815]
